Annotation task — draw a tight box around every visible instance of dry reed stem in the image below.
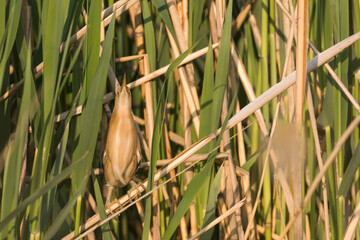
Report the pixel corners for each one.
[280,11,296,80]
[152,184,161,240]
[181,68,198,238]
[275,0,292,20]
[294,0,308,238]
[305,215,311,240]
[182,0,189,44]
[139,153,230,167]
[100,1,105,42]
[256,224,281,240]
[135,121,151,160]
[182,91,192,150]
[63,32,360,239]
[282,0,296,120]
[189,198,246,240]
[315,196,326,222]
[178,0,196,118]
[209,1,219,53]
[279,114,360,239]
[163,127,176,165]
[248,13,261,49]
[287,0,297,35]
[134,115,145,125]
[305,82,331,239]
[115,54,145,63]
[143,56,154,149]
[215,0,224,38]
[160,183,172,209]
[343,197,360,240]
[85,190,97,213]
[279,0,298,119]
[168,131,185,146]
[232,0,253,34]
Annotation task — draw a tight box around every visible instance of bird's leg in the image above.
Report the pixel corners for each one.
[104,184,122,221]
[104,184,116,217]
[104,184,114,206]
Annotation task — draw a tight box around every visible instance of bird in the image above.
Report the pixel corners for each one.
[103,75,141,204]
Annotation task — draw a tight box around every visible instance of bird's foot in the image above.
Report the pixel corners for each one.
[128,180,145,201]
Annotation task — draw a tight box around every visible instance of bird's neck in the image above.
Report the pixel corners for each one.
[114,101,132,117]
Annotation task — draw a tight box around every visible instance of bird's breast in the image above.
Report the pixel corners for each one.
[105,111,138,185]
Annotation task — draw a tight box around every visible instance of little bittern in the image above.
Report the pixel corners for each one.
[103,76,141,203]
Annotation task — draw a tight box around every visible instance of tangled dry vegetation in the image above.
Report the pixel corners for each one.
[0,0,360,239]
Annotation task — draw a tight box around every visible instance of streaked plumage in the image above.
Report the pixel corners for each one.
[103,76,140,201]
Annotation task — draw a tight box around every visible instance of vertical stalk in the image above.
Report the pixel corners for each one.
[334,0,349,237]
[307,120,316,239]
[354,71,360,239]
[294,0,308,238]
[260,0,271,238]
[269,0,277,116]
[260,0,269,127]
[74,196,82,237]
[325,126,338,239]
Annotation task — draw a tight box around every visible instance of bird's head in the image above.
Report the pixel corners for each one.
[115,75,132,110]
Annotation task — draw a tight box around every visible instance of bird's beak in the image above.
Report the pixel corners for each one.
[121,75,127,90]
